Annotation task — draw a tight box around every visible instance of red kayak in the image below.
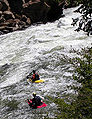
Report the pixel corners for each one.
[27,99,47,109]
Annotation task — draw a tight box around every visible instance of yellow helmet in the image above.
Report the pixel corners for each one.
[33,92,36,96]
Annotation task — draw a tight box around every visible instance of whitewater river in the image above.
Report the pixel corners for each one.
[0,6,92,119]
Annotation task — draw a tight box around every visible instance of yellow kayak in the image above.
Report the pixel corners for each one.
[27,79,44,83]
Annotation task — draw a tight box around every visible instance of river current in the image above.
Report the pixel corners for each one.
[0,6,92,119]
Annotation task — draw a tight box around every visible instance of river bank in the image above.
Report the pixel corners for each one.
[0,0,66,35]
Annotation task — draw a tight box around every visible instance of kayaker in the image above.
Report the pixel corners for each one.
[31,70,40,82]
[27,92,42,108]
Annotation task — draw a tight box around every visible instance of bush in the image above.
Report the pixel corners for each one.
[48,47,92,119]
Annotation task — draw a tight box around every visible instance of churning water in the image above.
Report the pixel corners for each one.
[0,6,92,119]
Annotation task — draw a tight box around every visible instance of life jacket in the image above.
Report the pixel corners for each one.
[32,73,39,81]
[32,96,41,106]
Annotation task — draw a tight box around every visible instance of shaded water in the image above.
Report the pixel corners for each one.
[0,6,92,119]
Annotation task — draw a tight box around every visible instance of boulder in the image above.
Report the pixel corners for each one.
[7,0,23,14]
[0,0,8,11]
[3,0,10,10]
[21,14,28,22]
[0,0,65,35]
[14,14,22,19]
[22,1,50,23]
[0,31,3,35]
[5,19,16,27]
[3,11,15,20]
[24,0,30,3]
[13,19,27,29]
[0,11,2,17]
[26,17,31,25]
[0,26,6,31]
[47,0,65,22]
[21,14,31,25]
[0,25,11,33]
[0,2,3,11]
[0,21,12,27]
[0,17,5,23]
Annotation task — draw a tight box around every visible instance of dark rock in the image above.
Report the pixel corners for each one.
[47,1,65,22]
[71,18,79,26]
[3,11,15,20]
[0,21,10,26]
[0,0,8,11]
[25,0,30,3]
[21,15,31,25]
[26,17,31,25]
[21,15,28,22]
[15,14,22,19]
[0,0,65,35]
[7,0,23,14]
[22,1,50,23]
[0,26,6,31]
[0,11,2,17]
[0,31,3,35]
[6,26,13,32]
[0,63,10,76]
[0,17,5,23]
[5,19,16,27]
[0,2,3,11]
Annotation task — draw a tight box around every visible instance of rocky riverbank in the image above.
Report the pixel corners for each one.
[0,0,66,35]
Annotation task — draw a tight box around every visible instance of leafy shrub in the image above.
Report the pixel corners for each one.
[48,47,92,119]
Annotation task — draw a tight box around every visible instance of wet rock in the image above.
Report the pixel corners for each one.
[71,18,79,26]
[0,0,65,35]
[0,20,13,27]
[22,1,50,23]
[5,26,13,32]
[0,31,3,35]
[0,26,6,31]
[0,16,5,23]
[24,0,30,3]
[0,22,13,33]
[47,0,65,22]
[0,0,8,11]
[0,63,10,76]
[3,11,15,20]
[14,14,22,19]
[6,19,16,27]
[26,17,31,25]
[0,11,2,17]
[21,14,28,22]
[0,19,24,33]
[0,2,3,10]
[7,0,23,14]
[21,15,31,25]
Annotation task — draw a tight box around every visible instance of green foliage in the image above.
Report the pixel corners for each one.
[48,47,92,119]
[71,47,92,119]
[45,0,92,7]
[48,96,76,119]
[71,47,92,85]
[44,0,91,8]
[74,87,92,119]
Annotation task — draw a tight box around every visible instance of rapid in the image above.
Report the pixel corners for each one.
[0,6,92,119]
